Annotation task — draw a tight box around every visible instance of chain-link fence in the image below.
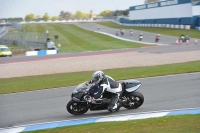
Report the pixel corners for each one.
[1,32,46,43]
[0,26,7,38]
[0,25,46,49]
[11,22,22,31]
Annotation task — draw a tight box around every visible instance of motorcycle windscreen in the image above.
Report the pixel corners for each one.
[73,82,88,94]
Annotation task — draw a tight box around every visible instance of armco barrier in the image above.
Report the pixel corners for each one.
[26,50,59,56]
[185,25,190,29]
[0,108,199,133]
[112,20,192,30]
[195,27,200,30]
[180,25,184,29]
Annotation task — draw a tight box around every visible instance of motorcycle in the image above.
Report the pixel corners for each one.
[139,35,143,41]
[155,36,160,42]
[67,80,144,115]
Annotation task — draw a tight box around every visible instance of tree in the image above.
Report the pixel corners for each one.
[122,9,129,16]
[64,11,72,19]
[59,11,65,19]
[100,10,113,17]
[113,9,129,16]
[43,13,50,20]
[59,11,72,19]
[51,16,59,20]
[25,13,35,21]
[72,11,89,18]
[36,15,41,19]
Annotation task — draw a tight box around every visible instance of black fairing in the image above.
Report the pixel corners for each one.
[90,104,108,111]
[73,92,85,99]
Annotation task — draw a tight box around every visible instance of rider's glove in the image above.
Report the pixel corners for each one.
[88,80,93,84]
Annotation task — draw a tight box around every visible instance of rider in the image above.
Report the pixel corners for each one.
[139,33,143,41]
[130,29,133,36]
[179,34,185,42]
[155,34,160,42]
[88,71,122,112]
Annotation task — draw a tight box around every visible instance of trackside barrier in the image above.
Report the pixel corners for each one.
[26,49,59,56]
[195,27,200,30]
[112,20,193,30]
[180,25,184,29]
[185,25,190,29]
[166,24,170,28]
[175,25,179,29]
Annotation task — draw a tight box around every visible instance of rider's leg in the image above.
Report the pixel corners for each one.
[108,92,122,112]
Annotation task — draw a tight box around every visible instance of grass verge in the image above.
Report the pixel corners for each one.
[22,23,148,53]
[0,61,200,94]
[24,114,200,133]
[96,22,200,39]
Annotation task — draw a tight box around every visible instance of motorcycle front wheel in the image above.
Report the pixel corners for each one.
[67,100,89,115]
[122,91,144,109]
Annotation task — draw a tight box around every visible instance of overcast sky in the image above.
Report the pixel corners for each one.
[0,0,144,18]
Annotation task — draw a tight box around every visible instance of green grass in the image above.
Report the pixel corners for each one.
[96,22,200,39]
[22,23,148,53]
[24,114,200,133]
[0,61,200,94]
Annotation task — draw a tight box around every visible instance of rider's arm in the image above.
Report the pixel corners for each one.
[94,85,106,99]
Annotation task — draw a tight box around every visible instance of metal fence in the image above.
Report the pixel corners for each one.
[0,40,45,48]
[1,32,46,43]
[11,22,22,31]
[0,32,46,48]
[0,26,7,38]
[0,25,46,48]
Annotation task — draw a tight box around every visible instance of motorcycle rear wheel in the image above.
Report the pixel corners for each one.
[67,100,88,115]
[123,91,144,109]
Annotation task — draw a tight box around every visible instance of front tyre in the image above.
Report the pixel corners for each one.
[123,91,144,109]
[67,100,88,115]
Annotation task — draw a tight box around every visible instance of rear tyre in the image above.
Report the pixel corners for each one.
[123,91,144,109]
[67,100,88,115]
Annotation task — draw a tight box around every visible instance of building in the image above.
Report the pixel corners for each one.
[120,0,200,28]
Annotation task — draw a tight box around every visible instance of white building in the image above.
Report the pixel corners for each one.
[120,0,200,28]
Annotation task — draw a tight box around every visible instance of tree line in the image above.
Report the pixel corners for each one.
[0,9,129,21]
[0,17,23,22]
[24,9,129,21]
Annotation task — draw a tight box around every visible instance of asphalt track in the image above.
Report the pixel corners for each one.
[76,22,198,44]
[0,72,200,128]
